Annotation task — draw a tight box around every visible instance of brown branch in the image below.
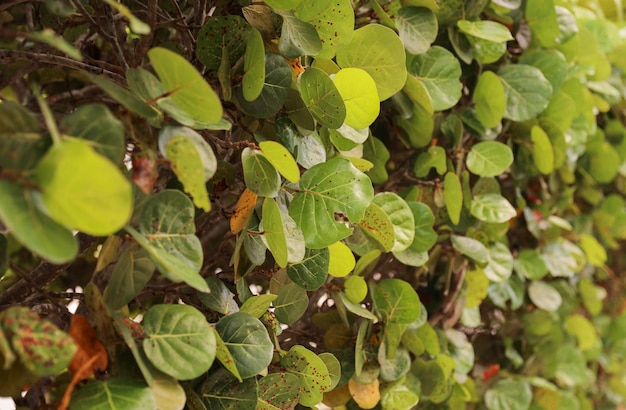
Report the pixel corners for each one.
[0,233,96,308]
[132,0,157,67]
[0,50,125,83]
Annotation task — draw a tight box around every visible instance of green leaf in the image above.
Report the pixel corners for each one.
[126,190,207,292]
[28,28,83,60]
[295,0,354,59]
[298,67,346,129]
[328,241,356,277]
[396,7,438,55]
[216,312,274,379]
[274,283,309,324]
[70,378,156,410]
[237,53,291,118]
[281,345,331,406]
[289,158,374,248]
[278,11,322,57]
[409,46,462,111]
[528,280,562,312]
[444,172,463,225]
[261,198,288,267]
[60,104,125,164]
[473,71,505,128]
[143,304,216,380]
[35,139,132,235]
[164,136,211,211]
[239,294,278,318]
[336,24,407,100]
[344,275,368,303]
[1,307,76,377]
[526,0,559,47]
[514,249,548,280]
[470,194,517,223]
[213,329,242,382]
[359,201,395,252]
[159,126,217,181]
[200,368,258,410]
[498,65,553,121]
[84,73,159,121]
[484,243,514,282]
[588,141,620,184]
[259,141,300,183]
[0,181,77,264]
[148,47,223,124]
[414,146,447,177]
[485,380,532,410]
[530,125,554,174]
[243,28,266,102]
[265,0,302,9]
[372,193,415,252]
[464,268,489,308]
[282,210,306,263]
[378,345,411,382]
[407,202,437,253]
[198,277,239,315]
[542,240,584,278]
[287,247,329,290]
[242,148,281,198]
[457,20,513,42]
[564,314,597,351]
[257,373,301,410]
[450,235,489,264]
[196,16,249,71]
[0,101,48,172]
[579,233,607,267]
[520,49,568,93]
[319,353,341,390]
[103,244,155,310]
[374,278,421,324]
[466,141,513,177]
[333,68,380,128]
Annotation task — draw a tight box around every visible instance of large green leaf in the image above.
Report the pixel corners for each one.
[409,46,462,111]
[396,7,438,55]
[473,71,505,128]
[241,147,281,198]
[196,15,249,71]
[451,235,489,264]
[360,201,395,252]
[126,190,207,292]
[333,68,380,128]
[526,0,559,47]
[484,243,514,282]
[457,20,513,42]
[216,312,274,379]
[0,102,48,172]
[60,104,125,164]
[198,277,239,315]
[0,181,77,264]
[200,369,258,410]
[373,279,421,324]
[484,379,532,410]
[274,283,309,324]
[372,193,415,252]
[278,11,322,57]
[470,194,517,223]
[261,197,288,267]
[281,345,331,407]
[148,47,223,124]
[528,280,562,312]
[514,249,548,280]
[498,64,553,121]
[238,53,291,118]
[466,141,513,177]
[1,307,76,377]
[298,67,346,129]
[70,378,156,410]
[289,158,374,248]
[103,244,155,310]
[34,139,132,236]
[287,247,329,290]
[397,202,437,258]
[143,304,216,380]
[242,28,265,102]
[336,24,407,100]
[520,49,568,93]
[294,0,354,59]
[257,373,301,410]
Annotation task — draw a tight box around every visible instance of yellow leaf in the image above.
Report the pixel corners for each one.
[349,378,380,409]
[328,241,355,277]
[230,189,258,234]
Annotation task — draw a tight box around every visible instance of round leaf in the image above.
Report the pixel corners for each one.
[34,139,132,236]
[199,369,258,410]
[295,0,354,59]
[409,46,462,111]
[514,249,548,280]
[485,380,532,410]
[498,64,553,121]
[281,345,332,407]
[299,67,346,129]
[242,148,281,198]
[328,241,356,277]
[289,158,374,248]
[278,11,322,57]
[287,247,330,290]
[70,378,156,410]
[470,194,517,223]
[344,275,368,303]
[237,53,291,118]
[484,243,514,282]
[372,193,415,252]
[274,283,309,324]
[143,304,216,380]
[259,141,300,183]
[473,71,506,128]
[103,245,155,310]
[457,20,513,42]
[466,141,513,177]
[451,235,489,264]
[336,24,407,101]
[374,279,421,324]
[333,68,380,129]
[528,280,562,312]
[396,7,438,55]
[216,312,274,379]
[257,373,300,410]
[359,201,395,252]
[196,16,249,71]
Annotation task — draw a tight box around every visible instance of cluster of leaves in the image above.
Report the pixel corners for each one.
[3,0,626,409]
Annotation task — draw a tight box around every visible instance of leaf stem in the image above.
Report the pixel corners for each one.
[34,87,62,146]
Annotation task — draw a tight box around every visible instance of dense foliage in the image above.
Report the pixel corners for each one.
[2,0,626,409]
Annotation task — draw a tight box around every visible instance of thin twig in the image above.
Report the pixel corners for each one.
[0,50,125,83]
[132,0,157,67]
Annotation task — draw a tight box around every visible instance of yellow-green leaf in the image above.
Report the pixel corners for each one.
[328,241,356,277]
[259,141,300,183]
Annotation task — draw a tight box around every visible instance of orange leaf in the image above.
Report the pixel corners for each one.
[483,363,500,383]
[230,188,258,234]
[68,314,108,379]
